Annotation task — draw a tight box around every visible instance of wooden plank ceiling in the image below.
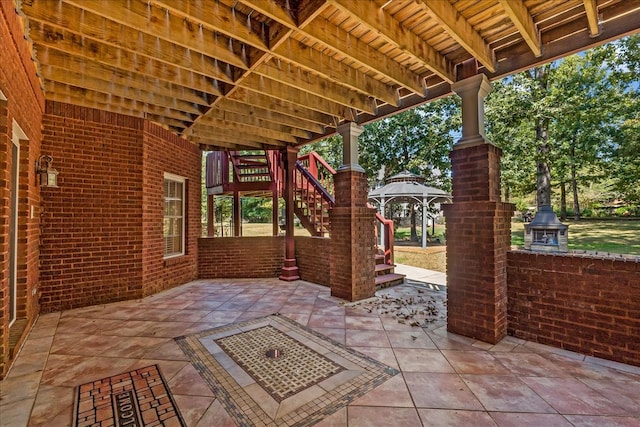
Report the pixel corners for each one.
[17,0,640,151]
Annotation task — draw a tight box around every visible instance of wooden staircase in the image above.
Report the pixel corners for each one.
[375,253,405,289]
[205,149,405,289]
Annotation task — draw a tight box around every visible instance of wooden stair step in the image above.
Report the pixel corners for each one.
[375,273,406,289]
[375,263,394,274]
[375,254,386,264]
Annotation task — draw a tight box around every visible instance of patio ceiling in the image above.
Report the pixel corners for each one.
[17,0,640,151]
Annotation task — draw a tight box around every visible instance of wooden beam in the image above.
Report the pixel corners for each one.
[59,0,248,69]
[192,120,298,143]
[27,18,234,85]
[42,65,204,114]
[225,88,338,126]
[38,51,210,105]
[272,38,399,106]
[202,108,311,139]
[215,99,325,134]
[329,0,455,83]
[297,0,331,27]
[242,0,426,95]
[583,0,600,36]
[45,91,190,129]
[37,48,213,104]
[498,0,542,57]
[189,130,288,148]
[254,61,376,114]
[45,81,195,122]
[149,0,268,50]
[420,0,496,73]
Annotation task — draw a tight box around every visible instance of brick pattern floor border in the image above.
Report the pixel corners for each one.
[74,364,186,427]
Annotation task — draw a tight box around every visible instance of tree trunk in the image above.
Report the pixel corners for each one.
[559,181,567,220]
[533,65,552,208]
[410,204,418,241]
[570,143,581,220]
[504,184,510,203]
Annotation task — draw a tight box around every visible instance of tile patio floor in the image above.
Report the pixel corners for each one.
[1,278,639,426]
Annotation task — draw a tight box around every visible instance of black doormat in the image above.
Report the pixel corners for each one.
[73,364,186,427]
[175,314,399,427]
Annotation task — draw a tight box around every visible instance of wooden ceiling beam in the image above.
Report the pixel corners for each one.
[193,119,298,143]
[251,62,377,114]
[60,0,248,69]
[271,39,399,106]
[46,81,194,122]
[329,0,455,84]
[226,88,338,126]
[27,18,234,86]
[149,0,268,50]
[38,50,210,105]
[202,108,311,139]
[188,128,288,148]
[242,0,425,96]
[419,0,496,73]
[34,40,223,102]
[46,91,191,129]
[194,136,267,150]
[498,0,542,57]
[42,65,204,115]
[583,0,600,37]
[215,99,325,134]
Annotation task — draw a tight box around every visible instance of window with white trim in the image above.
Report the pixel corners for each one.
[164,173,185,258]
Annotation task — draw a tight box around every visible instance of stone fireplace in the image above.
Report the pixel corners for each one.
[524,205,569,252]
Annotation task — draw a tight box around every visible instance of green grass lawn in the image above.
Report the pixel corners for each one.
[511,219,640,255]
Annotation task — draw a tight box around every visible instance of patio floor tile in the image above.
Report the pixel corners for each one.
[2,278,639,426]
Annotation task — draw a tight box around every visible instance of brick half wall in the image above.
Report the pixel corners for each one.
[507,250,640,367]
[295,236,330,287]
[198,237,284,278]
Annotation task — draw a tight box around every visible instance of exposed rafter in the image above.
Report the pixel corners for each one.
[17,0,638,151]
[498,0,542,57]
[328,0,455,83]
[583,0,600,37]
[419,0,496,73]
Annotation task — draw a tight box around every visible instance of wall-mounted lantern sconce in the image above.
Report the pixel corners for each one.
[36,154,59,188]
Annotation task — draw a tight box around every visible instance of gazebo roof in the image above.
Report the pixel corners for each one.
[15,0,640,151]
[369,171,451,204]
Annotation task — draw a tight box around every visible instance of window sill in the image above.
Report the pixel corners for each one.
[164,255,188,267]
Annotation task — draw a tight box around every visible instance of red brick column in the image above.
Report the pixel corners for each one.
[443,143,514,343]
[329,170,376,301]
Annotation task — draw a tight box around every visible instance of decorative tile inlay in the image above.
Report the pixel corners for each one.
[175,314,399,427]
[73,364,186,427]
[216,325,344,402]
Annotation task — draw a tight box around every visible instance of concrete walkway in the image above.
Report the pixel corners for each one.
[394,263,447,289]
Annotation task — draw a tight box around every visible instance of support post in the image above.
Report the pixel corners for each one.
[272,188,279,236]
[233,191,241,236]
[379,198,386,247]
[442,74,515,344]
[207,194,215,237]
[421,198,427,249]
[330,122,376,301]
[280,146,300,281]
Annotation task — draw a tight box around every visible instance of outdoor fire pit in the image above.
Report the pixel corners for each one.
[524,205,569,252]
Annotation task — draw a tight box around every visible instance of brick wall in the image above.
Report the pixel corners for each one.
[0,3,45,378]
[40,102,145,311]
[141,122,200,296]
[40,103,201,311]
[507,251,640,367]
[198,237,284,278]
[295,236,330,286]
